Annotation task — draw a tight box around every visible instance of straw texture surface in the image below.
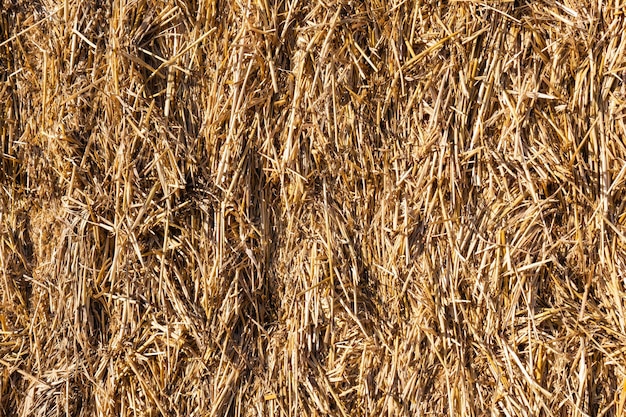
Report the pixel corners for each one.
[2,0,626,415]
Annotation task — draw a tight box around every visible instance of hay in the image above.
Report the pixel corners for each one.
[1,0,626,415]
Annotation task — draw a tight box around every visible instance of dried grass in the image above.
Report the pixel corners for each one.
[1,0,626,415]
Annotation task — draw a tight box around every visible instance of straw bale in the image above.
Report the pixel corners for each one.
[2,0,626,415]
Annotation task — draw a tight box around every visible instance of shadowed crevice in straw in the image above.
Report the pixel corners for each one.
[1,0,626,415]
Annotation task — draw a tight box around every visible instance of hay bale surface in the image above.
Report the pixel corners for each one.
[1,0,626,415]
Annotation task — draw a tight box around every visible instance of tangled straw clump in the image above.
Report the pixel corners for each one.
[1,0,626,415]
